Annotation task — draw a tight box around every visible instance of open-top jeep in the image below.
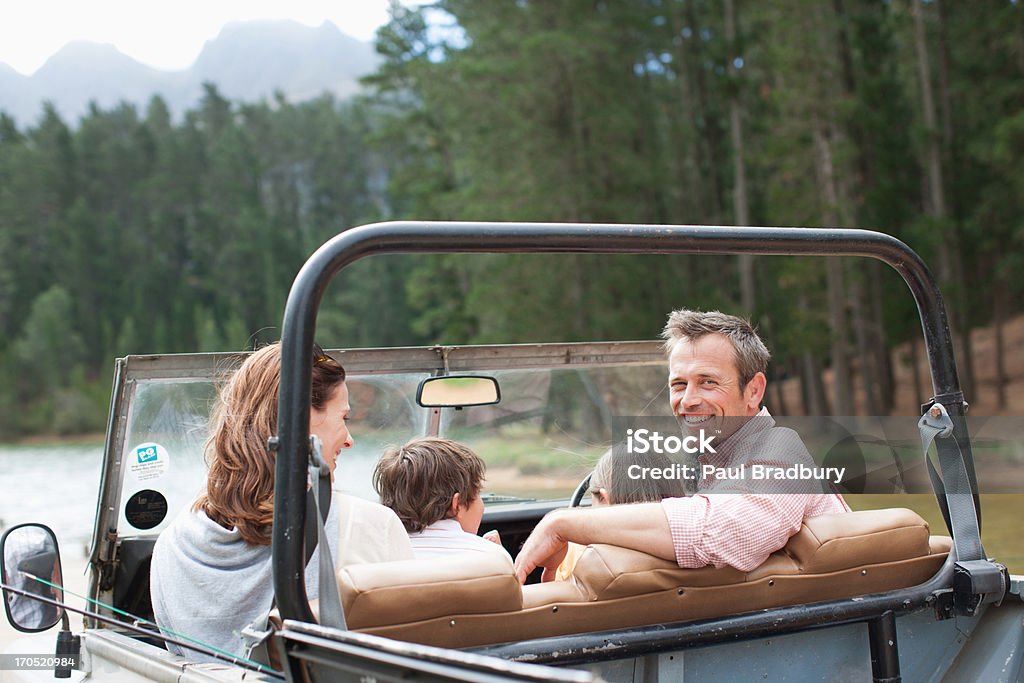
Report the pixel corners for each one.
[3,222,1021,682]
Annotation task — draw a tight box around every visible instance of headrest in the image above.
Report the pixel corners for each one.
[785,508,931,573]
[573,508,932,600]
[339,552,522,629]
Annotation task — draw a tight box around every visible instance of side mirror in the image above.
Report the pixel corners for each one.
[1,523,64,632]
[416,375,501,408]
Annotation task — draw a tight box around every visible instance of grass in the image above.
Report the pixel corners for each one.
[846,493,1023,573]
[448,423,605,475]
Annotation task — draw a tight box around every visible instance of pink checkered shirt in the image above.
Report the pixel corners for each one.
[661,408,849,571]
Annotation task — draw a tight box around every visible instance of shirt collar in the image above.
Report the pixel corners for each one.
[425,518,465,533]
[698,406,773,467]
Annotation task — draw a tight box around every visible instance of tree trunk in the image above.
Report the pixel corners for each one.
[799,3,855,415]
[867,261,895,413]
[1016,1,1024,75]
[935,0,955,153]
[912,0,948,266]
[684,0,726,222]
[724,0,756,314]
[909,335,924,411]
[994,270,1008,410]
[772,375,789,416]
[934,0,976,399]
[667,7,708,221]
[810,107,855,415]
[951,248,975,400]
[850,276,877,412]
[801,350,830,417]
[830,0,869,213]
[798,292,830,416]
[912,0,975,399]
[563,59,589,222]
[825,263,854,414]
[830,0,895,415]
[760,314,788,415]
[570,254,587,340]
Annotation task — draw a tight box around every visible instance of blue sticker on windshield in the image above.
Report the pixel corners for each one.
[136,446,158,464]
[127,442,170,481]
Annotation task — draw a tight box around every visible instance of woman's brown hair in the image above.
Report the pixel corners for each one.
[194,342,346,545]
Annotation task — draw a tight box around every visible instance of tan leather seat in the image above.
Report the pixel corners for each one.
[340,552,520,629]
[270,495,411,631]
[338,508,951,649]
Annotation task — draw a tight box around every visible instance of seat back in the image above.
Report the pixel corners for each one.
[572,507,935,599]
[339,508,950,649]
[339,552,521,629]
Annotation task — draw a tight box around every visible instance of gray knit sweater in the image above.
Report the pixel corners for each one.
[150,499,338,663]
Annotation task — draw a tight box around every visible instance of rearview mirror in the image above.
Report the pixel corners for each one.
[416,375,501,408]
[1,523,64,632]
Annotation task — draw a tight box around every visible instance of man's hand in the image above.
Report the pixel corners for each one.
[514,510,570,584]
[482,529,502,545]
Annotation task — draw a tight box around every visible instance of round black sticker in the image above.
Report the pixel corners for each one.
[124,489,168,530]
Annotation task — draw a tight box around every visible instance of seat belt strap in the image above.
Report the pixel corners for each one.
[308,436,346,630]
[918,403,1007,615]
[918,403,983,562]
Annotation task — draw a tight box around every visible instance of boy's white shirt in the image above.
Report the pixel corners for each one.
[407,518,513,562]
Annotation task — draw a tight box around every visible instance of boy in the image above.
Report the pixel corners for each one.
[373,437,511,561]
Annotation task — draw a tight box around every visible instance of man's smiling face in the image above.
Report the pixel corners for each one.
[667,333,765,442]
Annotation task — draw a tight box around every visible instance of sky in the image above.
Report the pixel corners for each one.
[0,0,393,76]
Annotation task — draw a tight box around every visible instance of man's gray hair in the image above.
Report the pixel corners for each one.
[661,309,771,387]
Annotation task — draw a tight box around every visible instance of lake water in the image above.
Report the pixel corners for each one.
[0,443,105,555]
[0,442,387,556]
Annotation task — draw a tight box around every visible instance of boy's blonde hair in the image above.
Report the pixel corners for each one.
[373,437,486,533]
[591,448,688,504]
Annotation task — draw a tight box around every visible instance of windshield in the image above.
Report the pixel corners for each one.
[103,342,669,541]
[442,365,671,500]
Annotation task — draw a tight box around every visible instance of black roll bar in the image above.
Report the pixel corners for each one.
[272,221,971,622]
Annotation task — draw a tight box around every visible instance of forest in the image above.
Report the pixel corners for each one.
[0,0,1021,438]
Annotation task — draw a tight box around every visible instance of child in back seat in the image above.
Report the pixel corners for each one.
[373,437,512,562]
[554,447,688,580]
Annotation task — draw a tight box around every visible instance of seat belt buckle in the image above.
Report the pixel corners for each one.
[241,618,282,668]
[953,559,1009,615]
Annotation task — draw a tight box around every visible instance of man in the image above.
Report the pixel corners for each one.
[513,309,849,584]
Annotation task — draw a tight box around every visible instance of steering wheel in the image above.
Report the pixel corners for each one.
[569,472,593,508]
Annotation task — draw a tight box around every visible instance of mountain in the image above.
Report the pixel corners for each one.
[192,20,378,102]
[0,62,34,122]
[0,20,380,127]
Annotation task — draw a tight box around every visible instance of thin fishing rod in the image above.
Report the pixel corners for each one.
[0,581,283,678]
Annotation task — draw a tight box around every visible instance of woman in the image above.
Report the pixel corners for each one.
[150,342,351,662]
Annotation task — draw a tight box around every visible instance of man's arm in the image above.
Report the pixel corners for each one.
[513,503,674,583]
[664,493,809,571]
